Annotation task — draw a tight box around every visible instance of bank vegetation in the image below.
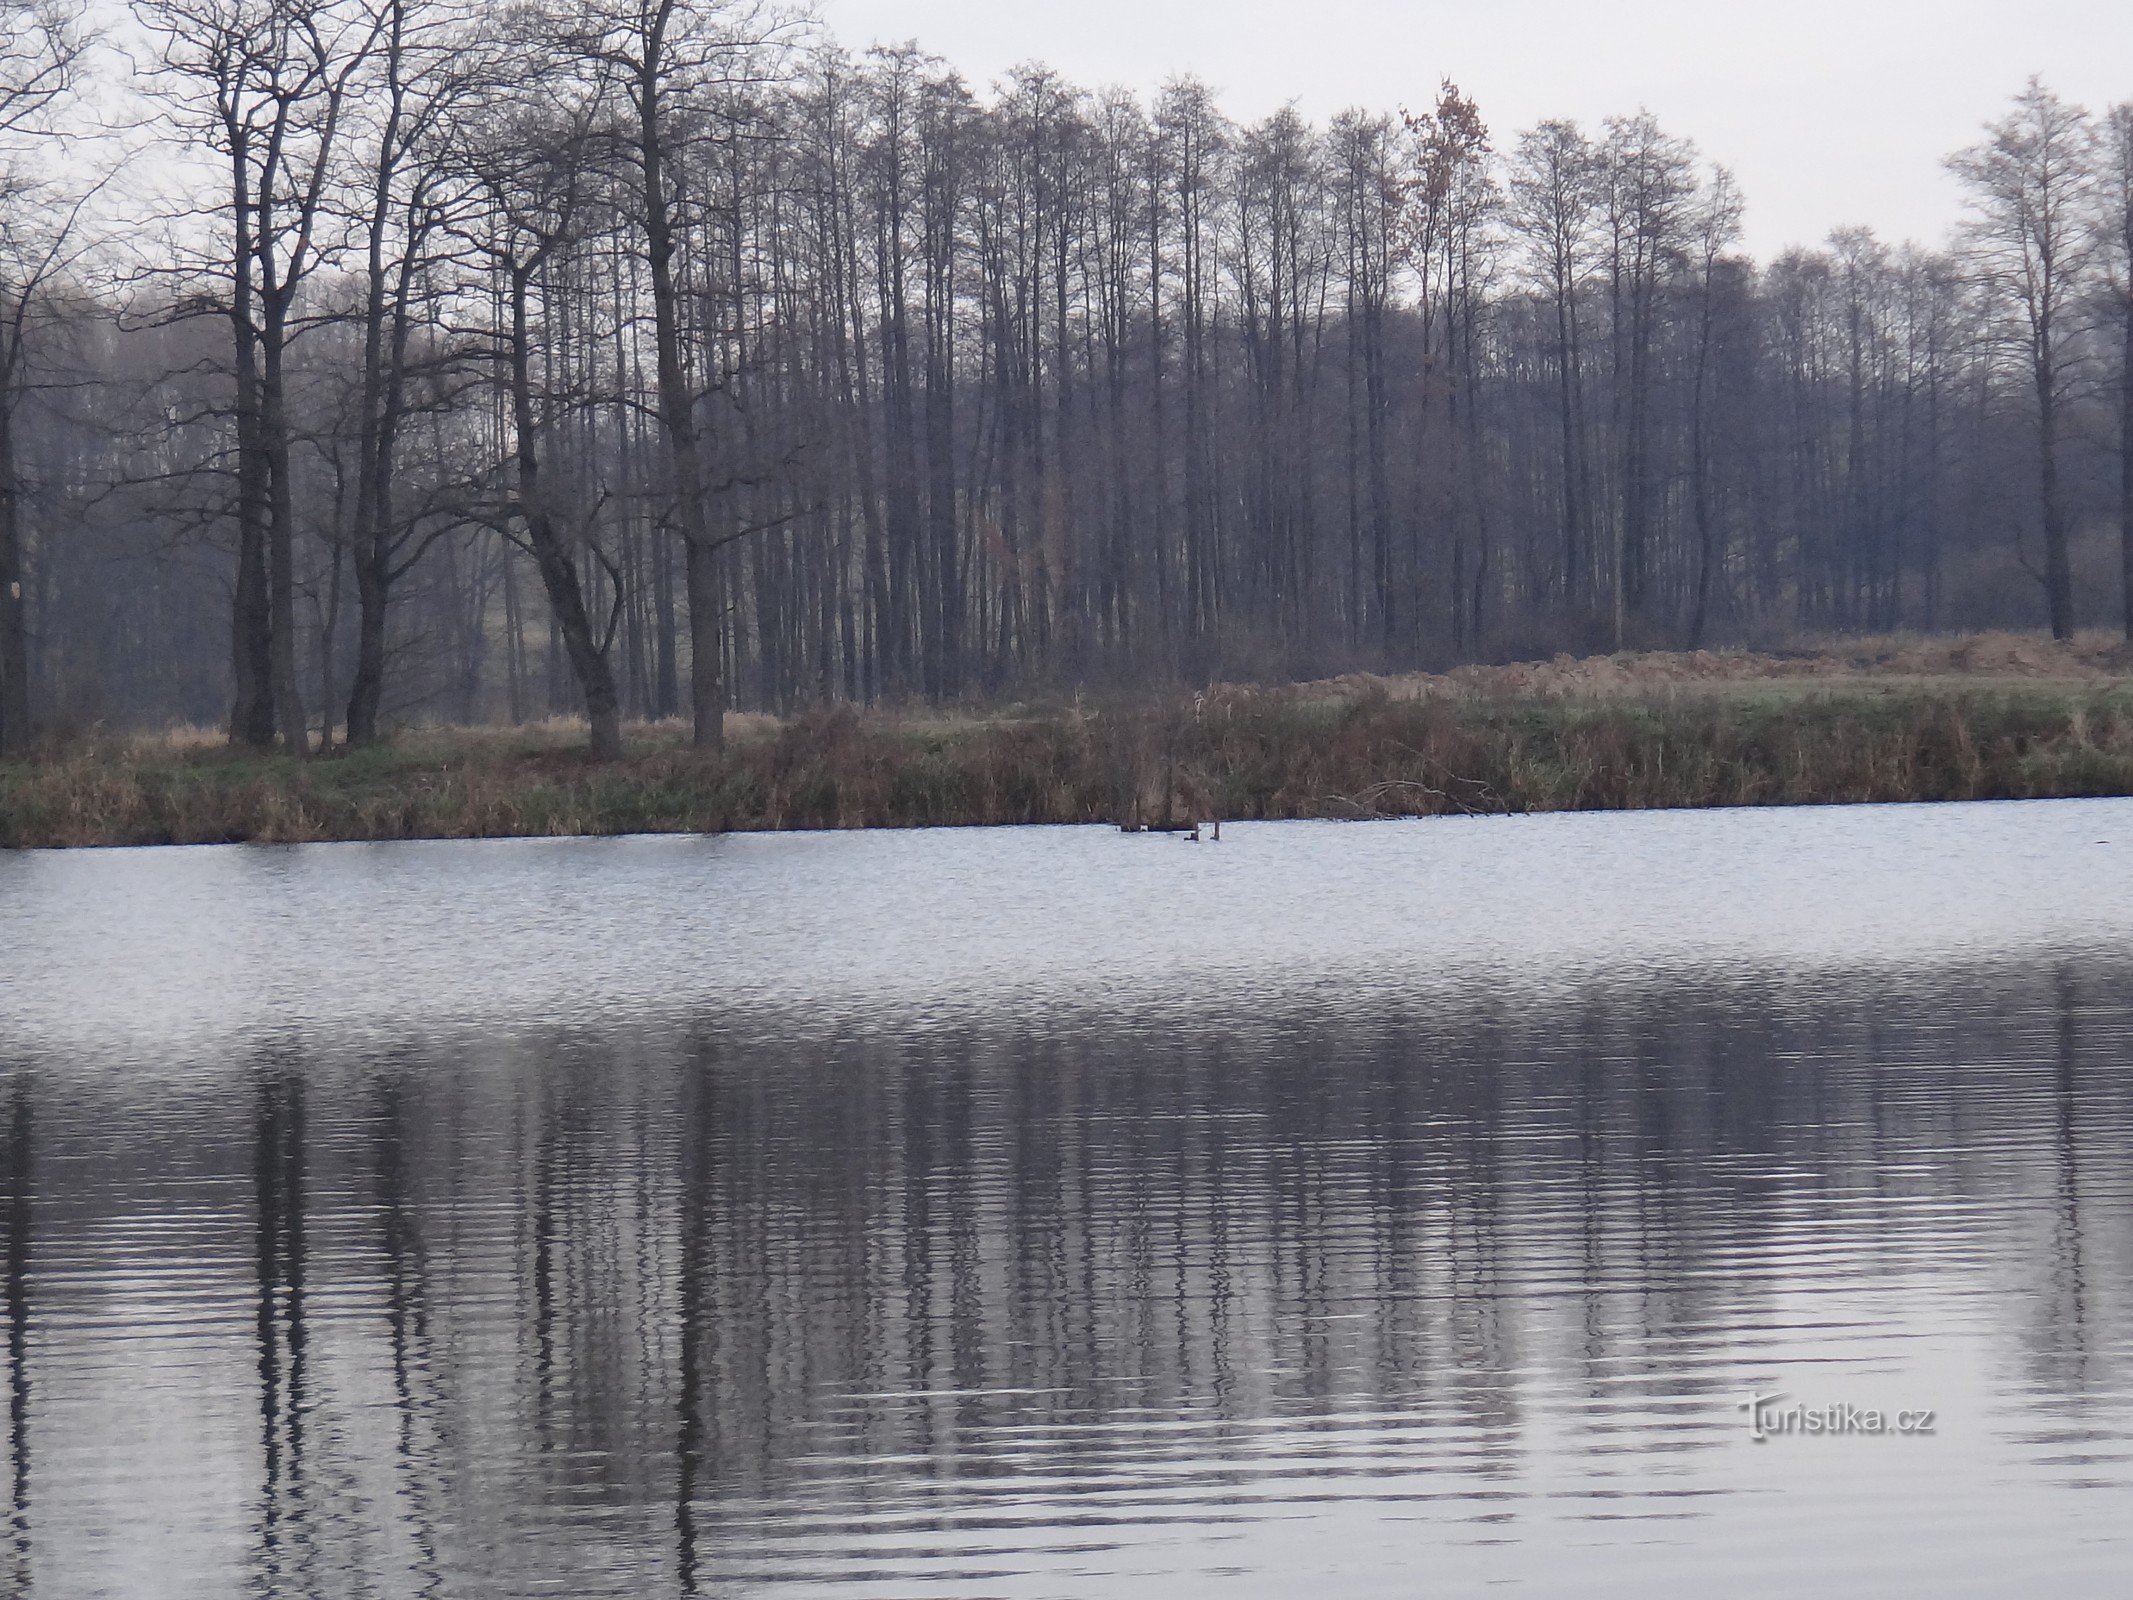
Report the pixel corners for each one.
[8,636,2133,847]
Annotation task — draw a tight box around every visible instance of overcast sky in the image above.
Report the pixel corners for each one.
[812,0,2133,260]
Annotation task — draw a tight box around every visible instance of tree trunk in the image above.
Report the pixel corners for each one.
[261,322,308,751]
[317,537,342,750]
[228,151,276,751]
[1687,269,1719,649]
[2122,288,2133,641]
[344,277,415,748]
[0,403,29,759]
[1554,280,1584,621]
[347,541,387,743]
[2039,356,2073,640]
[684,535,721,751]
[345,110,412,749]
[346,281,396,746]
[632,7,722,751]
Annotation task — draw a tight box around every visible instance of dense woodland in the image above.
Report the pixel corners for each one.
[3,0,2133,754]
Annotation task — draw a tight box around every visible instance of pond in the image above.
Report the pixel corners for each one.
[2,803,2131,1596]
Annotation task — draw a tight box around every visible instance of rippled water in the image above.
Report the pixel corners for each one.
[3,803,2132,1596]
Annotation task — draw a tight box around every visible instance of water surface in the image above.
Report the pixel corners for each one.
[2,803,2131,1596]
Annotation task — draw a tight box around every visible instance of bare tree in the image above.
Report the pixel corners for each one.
[340,0,478,745]
[1599,110,1695,645]
[0,0,89,757]
[140,0,388,748]
[1950,78,2097,639]
[1686,167,1743,647]
[8,46,2133,739]
[2103,102,2133,640]
[456,69,626,757]
[570,0,791,751]
[1506,120,1598,634]
[0,0,79,137]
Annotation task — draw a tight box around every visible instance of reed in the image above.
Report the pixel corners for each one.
[7,667,2133,849]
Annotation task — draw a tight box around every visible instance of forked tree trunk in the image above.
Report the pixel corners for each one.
[508,269,622,760]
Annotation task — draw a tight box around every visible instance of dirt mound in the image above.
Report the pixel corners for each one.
[1876,631,2121,678]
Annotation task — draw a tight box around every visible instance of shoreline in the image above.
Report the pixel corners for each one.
[25,789,2124,858]
[10,642,2133,849]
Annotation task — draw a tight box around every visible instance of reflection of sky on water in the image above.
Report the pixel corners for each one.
[0,806,2129,1595]
[7,798,2133,1060]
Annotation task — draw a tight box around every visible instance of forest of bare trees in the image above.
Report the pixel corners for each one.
[5,0,2133,753]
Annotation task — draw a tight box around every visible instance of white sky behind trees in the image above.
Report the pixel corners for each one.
[813,0,2133,260]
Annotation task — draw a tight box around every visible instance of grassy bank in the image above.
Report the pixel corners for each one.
[9,638,2133,847]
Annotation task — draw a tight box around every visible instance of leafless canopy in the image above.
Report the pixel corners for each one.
[3,22,2133,755]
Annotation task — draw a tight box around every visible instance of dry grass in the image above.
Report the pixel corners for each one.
[8,634,2133,848]
[1294,629,2133,704]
